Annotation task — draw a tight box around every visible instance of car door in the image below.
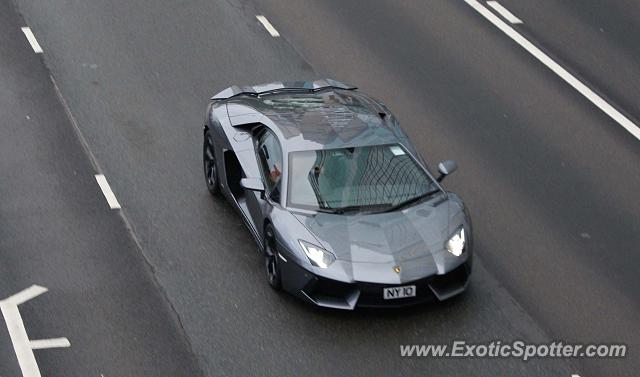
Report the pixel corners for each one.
[246,128,283,241]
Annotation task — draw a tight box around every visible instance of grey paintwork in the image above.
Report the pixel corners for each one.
[292,192,470,285]
[205,79,472,305]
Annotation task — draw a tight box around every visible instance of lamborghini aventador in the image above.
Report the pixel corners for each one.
[202,79,472,309]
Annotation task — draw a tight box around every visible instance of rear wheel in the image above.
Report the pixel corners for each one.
[264,224,282,290]
[203,130,220,196]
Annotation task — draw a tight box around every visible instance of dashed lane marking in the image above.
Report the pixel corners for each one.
[256,15,280,37]
[95,174,121,209]
[20,27,43,53]
[486,1,523,24]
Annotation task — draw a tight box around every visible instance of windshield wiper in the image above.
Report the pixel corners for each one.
[381,189,442,213]
[315,207,346,214]
[316,204,390,215]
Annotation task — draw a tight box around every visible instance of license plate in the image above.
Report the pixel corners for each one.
[383,285,416,300]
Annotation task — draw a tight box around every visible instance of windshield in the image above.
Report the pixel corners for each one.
[287,144,439,211]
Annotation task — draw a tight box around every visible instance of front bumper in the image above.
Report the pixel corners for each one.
[280,259,472,310]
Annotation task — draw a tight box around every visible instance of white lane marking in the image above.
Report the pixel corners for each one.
[256,15,280,37]
[1,286,71,377]
[278,253,288,262]
[29,338,71,350]
[95,174,121,209]
[487,1,523,24]
[20,27,43,54]
[4,286,48,305]
[465,0,640,141]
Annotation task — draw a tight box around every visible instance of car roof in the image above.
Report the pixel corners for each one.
[221,83,408,152]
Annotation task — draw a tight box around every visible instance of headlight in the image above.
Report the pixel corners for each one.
[446,227,465,256]
[299,240,335,268]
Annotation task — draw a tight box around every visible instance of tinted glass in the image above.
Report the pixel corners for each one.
[288,144,437,210]
[257,129,283,200]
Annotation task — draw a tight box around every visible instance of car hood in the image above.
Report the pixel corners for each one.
[293,194,454,264]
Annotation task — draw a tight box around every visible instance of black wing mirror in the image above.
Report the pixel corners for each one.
[437,160,458,182]
[240,178,265,192]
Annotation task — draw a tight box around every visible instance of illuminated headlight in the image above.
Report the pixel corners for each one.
[446,227,466,256]
[299,240,335,268]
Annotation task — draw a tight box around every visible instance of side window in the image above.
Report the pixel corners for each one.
[257,129,283,201]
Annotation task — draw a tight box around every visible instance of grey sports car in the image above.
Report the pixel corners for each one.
[202,79,472,309]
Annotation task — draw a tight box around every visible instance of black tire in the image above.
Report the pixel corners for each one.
[263,224,282,290]
[203,130,220,196]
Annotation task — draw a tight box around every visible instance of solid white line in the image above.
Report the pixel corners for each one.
[256,15,280,37]
[487,1,523,24]
[465,0,640,141]
[29,338,71,350]
[20,27,43,54]
[95,174,121,209]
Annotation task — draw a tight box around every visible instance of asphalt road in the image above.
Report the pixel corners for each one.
[3,0,639,376]
[0,2,201,377]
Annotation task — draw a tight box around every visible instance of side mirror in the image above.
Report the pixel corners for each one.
[240,177,265,192]
[437,160,458,182]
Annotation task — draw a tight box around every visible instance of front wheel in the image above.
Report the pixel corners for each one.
[203,131,220,196]
[263,224,282,290]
